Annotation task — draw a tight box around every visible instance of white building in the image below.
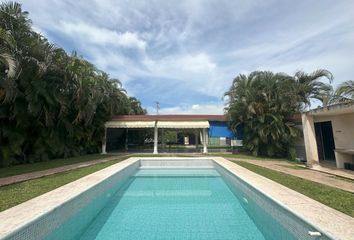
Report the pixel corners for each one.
[302,102,354,169]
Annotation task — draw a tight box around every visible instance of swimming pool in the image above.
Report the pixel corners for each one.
[1,158,335,239]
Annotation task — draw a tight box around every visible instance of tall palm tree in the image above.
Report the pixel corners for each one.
[225,71,300,158]
[226,69,334,159]
[334,80,354,102]
[0,2,143,166]
[293,69,333,108]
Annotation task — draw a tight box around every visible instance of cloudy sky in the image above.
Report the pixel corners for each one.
[21,0,354,114]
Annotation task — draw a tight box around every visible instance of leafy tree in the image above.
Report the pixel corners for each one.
[333,80,354,102]
[293,69,333,108]
[128,97,147,114]
[0,2,145,166]
[225,70,332,159]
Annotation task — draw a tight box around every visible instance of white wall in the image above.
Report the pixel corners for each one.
[314,113,354,150]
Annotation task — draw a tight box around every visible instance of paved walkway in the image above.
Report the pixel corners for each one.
[0,155,125,187]
[311,164,354,180]
[229,159,354,193]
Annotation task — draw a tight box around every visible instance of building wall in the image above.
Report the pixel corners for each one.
[208,121,242,146]
[314,112,354,150]
[294,123,306,161]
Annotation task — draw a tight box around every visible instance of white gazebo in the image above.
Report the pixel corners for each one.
[101,115,226,154]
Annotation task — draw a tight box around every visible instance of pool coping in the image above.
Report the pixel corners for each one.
[0,157,353,240]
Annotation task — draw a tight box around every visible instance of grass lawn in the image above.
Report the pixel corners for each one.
[275,163,305,170]
[208,152,289,161]
[0,156,128,212]
[0,153,197,212]
[235,161,354,218]
[0,154,117,178]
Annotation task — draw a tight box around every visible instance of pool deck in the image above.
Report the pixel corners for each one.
[0,157,353,240]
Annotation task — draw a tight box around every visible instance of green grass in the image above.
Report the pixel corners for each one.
[235,161,354,217]
[0,156,129,212]
[0,152,197,179]
[330,175,354,183]
[0,154,118,178]
[275,164,306,170]
[208,152,288,161]
[0,153,200,212]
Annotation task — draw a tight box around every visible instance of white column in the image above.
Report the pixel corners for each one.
[101,127,107,154]
[203,128,208,154]
[161,128,165,151]
[153,121,158,154]
[302,113,319,166]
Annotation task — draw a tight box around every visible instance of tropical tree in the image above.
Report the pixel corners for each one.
[225,70,333,159]
[128,97,147,114]
[0,2,145,166]
[0,27,19,103]
[333,80,354,102]
[293,69,333,108]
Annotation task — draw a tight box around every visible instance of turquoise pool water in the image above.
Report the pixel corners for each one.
[79,168,264,240]
[37,165,330,240]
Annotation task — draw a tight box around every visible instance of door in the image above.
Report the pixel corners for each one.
[314,121,336,161]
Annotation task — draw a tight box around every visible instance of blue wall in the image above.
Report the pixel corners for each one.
[208,121,242,139]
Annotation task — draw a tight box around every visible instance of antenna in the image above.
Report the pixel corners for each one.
[155,101,160,115]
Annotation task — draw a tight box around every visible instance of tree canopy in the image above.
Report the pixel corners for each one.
[0,2,145,166]
[225,70,333,159]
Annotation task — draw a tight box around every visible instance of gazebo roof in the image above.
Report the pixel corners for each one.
[111,114,227,121]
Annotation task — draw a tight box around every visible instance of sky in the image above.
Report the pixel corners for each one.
[21,0,354,114]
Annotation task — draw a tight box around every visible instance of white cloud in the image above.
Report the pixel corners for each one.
[19,0,354,112]
[147,103,225,115]
[59,21,146,50]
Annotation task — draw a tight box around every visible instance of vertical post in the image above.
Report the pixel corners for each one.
[302,113,319,166]
[102,126,107,154]
[203,128,208,154]
[153,121,158,154]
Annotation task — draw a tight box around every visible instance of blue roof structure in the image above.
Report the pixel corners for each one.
[208,121,242,139]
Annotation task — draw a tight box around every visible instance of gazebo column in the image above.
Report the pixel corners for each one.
[202,128,208,154]
[101,127,107,154]
[153,121,158,154]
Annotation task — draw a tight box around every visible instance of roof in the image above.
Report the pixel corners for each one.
[303,101,354,116]
[110,114,227,121]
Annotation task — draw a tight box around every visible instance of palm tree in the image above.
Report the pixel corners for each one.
[225,71,300,158]
[0,27,19,103]
[334,80,354,102]
[225,69,334,159]
[0,2,143,166]
[293,69,333,108]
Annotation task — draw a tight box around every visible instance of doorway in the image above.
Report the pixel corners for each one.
[314,121,336,161]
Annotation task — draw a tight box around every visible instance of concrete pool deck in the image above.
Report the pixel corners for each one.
[0,157,353,239]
